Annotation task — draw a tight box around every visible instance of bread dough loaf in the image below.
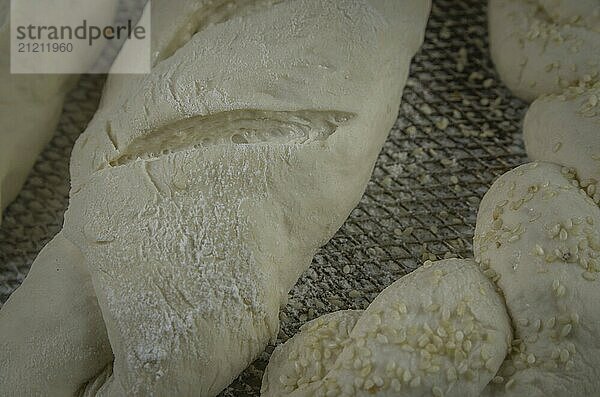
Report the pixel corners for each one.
[0,0,431,395]
[261,259,512,397]
[523,82,600,204]
[0,1,68,219]
[0,0,117,222]
[66,1,430,394]
[475,162,600,396]
[0,233,111,396]
[261,310,363,397]
[488,0,600,102]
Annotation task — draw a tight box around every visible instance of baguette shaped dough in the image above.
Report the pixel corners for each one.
[488,0,600,102]
[523,82,600,204]
[475,162,600,396]
[0,0,117,221]
[261,259,512,397]
[0,233,112,396]
[51,0,427,395]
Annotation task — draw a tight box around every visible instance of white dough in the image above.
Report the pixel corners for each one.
[66,2,431,394]
[488,0,600,102]
[474,162,600,396]
[261,310,363,397]
[261,259,512,397]
[0,0,431,395]
[0,233,111,396]
[0,0,117,222]
[537,0,600,31]
[524,81,600,204]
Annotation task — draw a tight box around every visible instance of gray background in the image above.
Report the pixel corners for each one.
[0,0,528,395]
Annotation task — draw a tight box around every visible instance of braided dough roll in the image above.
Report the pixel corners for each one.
[0,0,431,395]
[488,0,600,102]
[261,259,512,397]
[524,82,600,204]
[261,310,363,396]
[475,162,600,396]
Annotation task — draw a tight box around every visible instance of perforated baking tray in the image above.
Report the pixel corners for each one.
[0,0,529,395]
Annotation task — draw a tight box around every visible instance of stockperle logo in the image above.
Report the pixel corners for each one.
[10,0,151,74]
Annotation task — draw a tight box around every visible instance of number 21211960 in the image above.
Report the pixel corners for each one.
[18,42,73,53]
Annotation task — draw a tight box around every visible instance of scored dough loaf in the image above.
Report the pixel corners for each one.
[0,0,431,395]
[523,82,600,204]
[0,0,117,222]
[488,0,600,102]
[261,259,512,397]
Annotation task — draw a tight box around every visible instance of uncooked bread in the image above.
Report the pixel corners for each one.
[475,162,600,396]
[261,259,512,397]
[261,310,363,396]
[0,0,117,222]
[488,0,600,102]
[0,232,112,396]
[523,81,600,204]
[0,0,431,395]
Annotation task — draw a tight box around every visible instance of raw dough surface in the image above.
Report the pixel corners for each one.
[261,259,512,397]
[0,232,111,396]
[475,162,600,396]
[488,0,600,102]
[261,310,363,397]
[524,82,600,204]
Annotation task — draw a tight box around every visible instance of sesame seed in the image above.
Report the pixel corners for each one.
[373,376,384,387]
[403,369,412,383]
[447,367,457,381]
[552,142,562,153]
[560,324,573,337]
[409,376,421,388]
[560,349,570,363]
[436,117,449,130]
[559,229,568,241]
[505,379,515,390]
[535,244,545,256]
[583,271,597,281]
